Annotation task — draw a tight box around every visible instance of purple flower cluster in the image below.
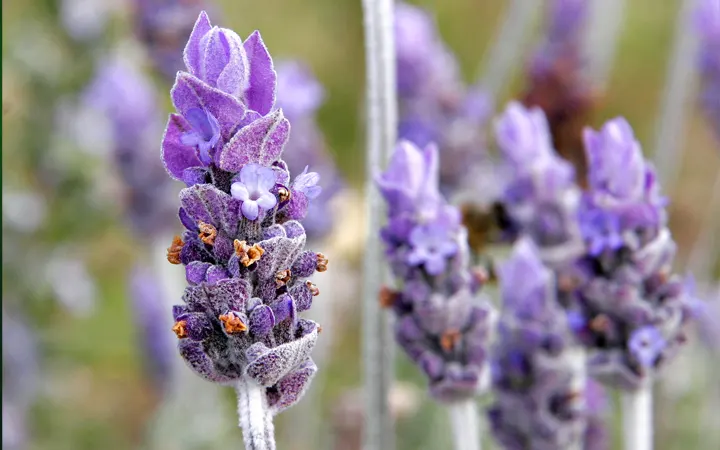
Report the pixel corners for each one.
[395,1,491,197]
[488,239,586,450]
[377,140,494,402]
[84,55,176,235]
[275,61,344,239]
[133,0,213,81]
[695,0,720,139]
[494,102,584,264]
[161,12,327,413]
[566,118,694,390]
[524,0,593,182]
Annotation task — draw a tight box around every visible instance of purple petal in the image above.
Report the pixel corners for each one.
[171,72,247,141]
[243,31,276,115]
[242,201,259,220]
[183,11,213,76]
[162,114,202,180]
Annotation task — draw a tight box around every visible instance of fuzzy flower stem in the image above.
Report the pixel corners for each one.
[652,0,699,190]
[237,377,276,450]
[447,400,480,450]
[621,384,653,450]
[479,0,542,97]
[361,0,397,449]
[582,0,627,88]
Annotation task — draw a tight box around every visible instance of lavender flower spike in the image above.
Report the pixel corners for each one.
[494,101,584,265]
[489,238,587,450]
[377,140,495,447]
[695,0,720,139]
[395,1,492,198]
[161,12,327,449]
[566,117,695,391]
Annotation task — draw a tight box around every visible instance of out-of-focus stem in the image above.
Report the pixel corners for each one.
[447,400,480,450]
[621,384,653,450]
[360,0,397,449]
[582,0,627,89]
[687,172,720,280]
[236,377,276,450]
[478,0,542,97]
[652,0,699,191]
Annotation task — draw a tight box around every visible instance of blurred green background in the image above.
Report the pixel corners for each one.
[2,0,719,449]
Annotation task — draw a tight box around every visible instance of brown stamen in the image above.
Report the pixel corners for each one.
[440,330,462,352]
[589,314,610,333]
[167,235,184,265]
[234,240,265,267]
[219,312,247,334]
[557,274,579,293]
[275,269,292,287]
[471,266,490,285]
[278,186,291,203]
[316,253,329,272]
[305,281,320,296]
[172,320,188,339]
[379,286,400,308]
[317,325,323,334]
[198,221,217,245]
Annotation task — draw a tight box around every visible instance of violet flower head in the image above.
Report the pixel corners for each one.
[695,0,720,139]
[489,239,587,450]
[133,0,211,81]
[495,102,583,263]
[84,55,176,235]
[395,1,492,197]
[160,11,327,414]
[525,0,594,184]
[532,0,589,76]
[377,140,495,402]
[567,118,695,391]
[275,61,343,239]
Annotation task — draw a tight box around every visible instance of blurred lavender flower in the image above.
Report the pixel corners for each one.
[60,0,117,41]
[695,0,720,139]
[566,118,695,391]
[524,0,595,184]
[494,102,584,264]
[133,0,211,81]
[488,239,587,450]
[686,280,720,354]
[130,265,175,391]
[84,53,177,236]
[160,14,327,443]
[275,61,344,240]
[394,1,492,198]
[44,251,97,317]
[2,309,40,450]
[377,140,494,402]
